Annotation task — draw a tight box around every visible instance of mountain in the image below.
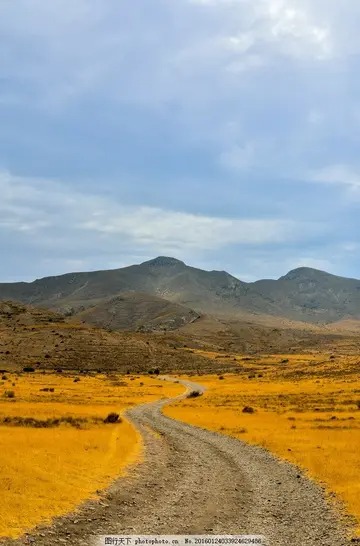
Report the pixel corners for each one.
[1,257,360,325]
[250,267,360,322]
[0,256,247,321]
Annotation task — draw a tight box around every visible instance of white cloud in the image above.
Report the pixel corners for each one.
[188,0,333,61]
[0,171,322,255]
[265,0,332,59]
[0,2,359,282]
[81,207,294,247]
[310,165,360,188]
[0,0,341,112]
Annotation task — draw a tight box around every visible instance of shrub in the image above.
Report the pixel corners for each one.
[1,375,7,381]
[104,412,121,424]
[4,390,15,399]
[187,390,202,398]
[242,406,255,414]
[0,416,92,428]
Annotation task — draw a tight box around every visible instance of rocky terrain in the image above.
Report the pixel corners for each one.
[0,301,214,374]
[75,292,200,332]
[1,257,360,328]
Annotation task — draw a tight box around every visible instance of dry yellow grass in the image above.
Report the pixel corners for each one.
[165,352,360,534]
[0,372,183,538]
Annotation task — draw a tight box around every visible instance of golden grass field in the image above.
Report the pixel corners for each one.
[165,352,360,534]
[0,372,183,538]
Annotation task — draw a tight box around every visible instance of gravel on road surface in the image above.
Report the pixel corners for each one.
[2,378,355,546]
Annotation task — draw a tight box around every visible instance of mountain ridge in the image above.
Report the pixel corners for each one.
[1,257,360,325]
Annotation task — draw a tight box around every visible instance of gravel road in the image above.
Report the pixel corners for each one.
[3,378,355,546]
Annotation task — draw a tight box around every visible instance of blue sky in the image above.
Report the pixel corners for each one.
[1,0,360,282]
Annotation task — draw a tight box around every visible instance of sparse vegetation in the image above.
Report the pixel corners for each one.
[165,353,360,534]
[0,416,100,428]
[0,301,214,376]
[0,372,183,539]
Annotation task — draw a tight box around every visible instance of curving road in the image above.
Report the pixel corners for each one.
[4,378,354,546]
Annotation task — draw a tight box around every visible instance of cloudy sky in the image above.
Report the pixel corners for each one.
[1,0,360,282]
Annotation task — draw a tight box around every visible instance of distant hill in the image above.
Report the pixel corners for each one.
[0,301,217,373]
[173,313,358,355]
[1,256,360,324]
[76,292,200,332]
[250,267,360,322]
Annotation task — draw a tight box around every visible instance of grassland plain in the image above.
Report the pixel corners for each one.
[0,372,183,539]
[164,352,360,535]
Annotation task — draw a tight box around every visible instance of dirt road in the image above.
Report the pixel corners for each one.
[4,379,354,546]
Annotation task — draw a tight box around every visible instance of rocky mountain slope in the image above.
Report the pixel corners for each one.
[76,292,200,332]
[0,301,213,373]
[1,257,360,324]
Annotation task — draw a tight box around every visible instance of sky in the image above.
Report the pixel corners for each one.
[1,0,360,282]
